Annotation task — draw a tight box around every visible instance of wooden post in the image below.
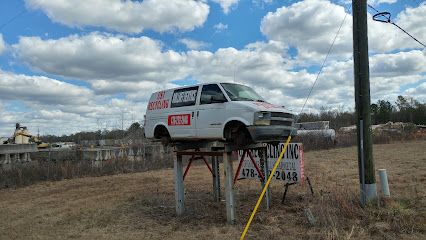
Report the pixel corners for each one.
[259,148,271,210]
[212,155,221,202]
[174,154,185,216]
[223,151,236,224]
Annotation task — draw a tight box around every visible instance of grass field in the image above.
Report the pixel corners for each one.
[1,140,425,240]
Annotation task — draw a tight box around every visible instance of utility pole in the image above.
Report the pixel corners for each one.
[352,0,377,205]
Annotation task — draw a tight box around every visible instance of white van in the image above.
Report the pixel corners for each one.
[144,83,296,145]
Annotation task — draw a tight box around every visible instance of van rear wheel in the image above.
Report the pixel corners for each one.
[160,136,170,146]
[154,125,171,146]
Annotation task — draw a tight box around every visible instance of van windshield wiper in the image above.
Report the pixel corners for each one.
[234,97,254,101]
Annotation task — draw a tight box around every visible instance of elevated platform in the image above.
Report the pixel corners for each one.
[172,140,271,224]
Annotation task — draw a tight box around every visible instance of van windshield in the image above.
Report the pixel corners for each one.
[220,83,265,102]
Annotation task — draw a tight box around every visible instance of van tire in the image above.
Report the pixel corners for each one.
[232,127,253,147]
[154,125,171,146]
[224,121,253,147]
[160,136,170,146]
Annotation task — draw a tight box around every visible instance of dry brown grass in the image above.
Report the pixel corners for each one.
[0,140,425,239]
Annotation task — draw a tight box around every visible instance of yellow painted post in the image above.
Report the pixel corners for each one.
[240,135,292,240]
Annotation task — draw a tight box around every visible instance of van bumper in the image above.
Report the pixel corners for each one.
[247,125,297,142]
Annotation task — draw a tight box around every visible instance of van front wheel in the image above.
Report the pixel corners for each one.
[231,127,253,147]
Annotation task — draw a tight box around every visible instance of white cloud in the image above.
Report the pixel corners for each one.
[0,69,148,136]
[253,0,274,6]
[90,80,178,99]
[0,34,5,54]
[12,30,426,114]
[261,0,426,61]
[189,44,425,112]
[370,50,426,77]
[368,0,398,5]
[179,38,210,50]
[188,42,319,109]
[404,82,426,102]
[261,0,353,61]
[0,100,146,136]
[25,0,209,33]
[213,22,228,33]
[14,33,191,85]
[212,0,239,14]
[0,69,93,106]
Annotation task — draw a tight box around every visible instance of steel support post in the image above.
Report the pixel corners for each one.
[212,155,221,202]
[174,154,185,216]
[223,151,236,224]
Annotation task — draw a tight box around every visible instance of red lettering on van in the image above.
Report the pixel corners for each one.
[147,99,169,110]
[168,114,191,126]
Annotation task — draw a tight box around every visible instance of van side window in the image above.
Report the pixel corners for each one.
[171,86,199,108]
[200,84,227,105]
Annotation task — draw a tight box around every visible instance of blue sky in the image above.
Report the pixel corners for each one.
[0,0,425,136]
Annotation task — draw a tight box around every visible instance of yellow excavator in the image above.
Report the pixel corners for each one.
[3,123,49,149]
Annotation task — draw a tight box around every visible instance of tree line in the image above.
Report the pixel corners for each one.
[41,122,143,143]
[299,95,425,130]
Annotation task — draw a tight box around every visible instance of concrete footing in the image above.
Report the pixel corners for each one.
[361,183,378,204]
[0,144,37,170]
[2,144,166,170]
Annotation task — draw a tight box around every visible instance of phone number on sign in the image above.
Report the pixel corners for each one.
[240,169,299,182]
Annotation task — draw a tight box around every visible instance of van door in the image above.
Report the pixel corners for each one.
[196,84,228,139]
[168,86,199,138]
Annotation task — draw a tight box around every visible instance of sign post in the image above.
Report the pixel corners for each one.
[258,148,271,209]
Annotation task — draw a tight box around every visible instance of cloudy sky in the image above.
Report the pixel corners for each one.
[0,0,425,136]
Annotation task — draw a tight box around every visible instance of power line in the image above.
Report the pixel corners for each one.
[240,9,351,239]
[367,4,380,13]
[367,4,426,48]
[297,10,349,117]
[0,9,26,31]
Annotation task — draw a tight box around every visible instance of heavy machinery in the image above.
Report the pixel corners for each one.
[1,123,49,149]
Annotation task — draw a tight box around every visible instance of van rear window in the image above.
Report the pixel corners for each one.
[171,86,199,108]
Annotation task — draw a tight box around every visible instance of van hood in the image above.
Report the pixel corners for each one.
[234,101,294,114]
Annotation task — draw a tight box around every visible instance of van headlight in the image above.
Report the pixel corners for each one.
[254,111,271,125]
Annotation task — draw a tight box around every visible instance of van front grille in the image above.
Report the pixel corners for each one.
[271,112,293,119]
[270,120,293,126]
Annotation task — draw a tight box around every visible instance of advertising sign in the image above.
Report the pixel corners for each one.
[237,143,304,183]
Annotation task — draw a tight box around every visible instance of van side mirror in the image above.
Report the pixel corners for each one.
[211,95,226,103]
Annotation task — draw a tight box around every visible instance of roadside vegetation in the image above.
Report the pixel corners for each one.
[1,141,424,239]
[298,95,426,130]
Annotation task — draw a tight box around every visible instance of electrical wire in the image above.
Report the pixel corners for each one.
[367,4,426,48]
[0,9,27,31]
[240,7,350,240]
[297,10,349,119]
[367,4,380,13]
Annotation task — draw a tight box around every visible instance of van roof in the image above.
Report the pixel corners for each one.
[154,82,246,93]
